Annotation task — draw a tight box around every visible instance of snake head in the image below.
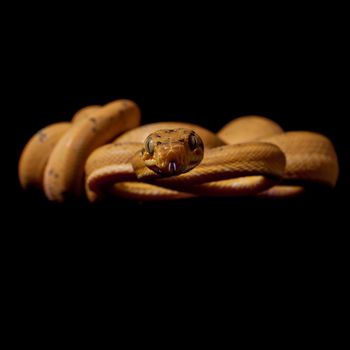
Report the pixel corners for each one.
[141,128,204,176]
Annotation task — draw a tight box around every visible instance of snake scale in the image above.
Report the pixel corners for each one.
[18,99,339,201]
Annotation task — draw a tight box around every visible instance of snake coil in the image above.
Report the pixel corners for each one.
[18,100,339,201]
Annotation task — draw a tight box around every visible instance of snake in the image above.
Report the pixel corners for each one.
[18,99,339,202]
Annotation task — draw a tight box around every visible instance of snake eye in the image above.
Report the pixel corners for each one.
[145,137,154,155]
[189,133,199,151]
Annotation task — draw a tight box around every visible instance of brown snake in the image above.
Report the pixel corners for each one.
[18,99,339,201]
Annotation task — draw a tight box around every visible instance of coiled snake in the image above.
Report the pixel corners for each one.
[18,99,339,201]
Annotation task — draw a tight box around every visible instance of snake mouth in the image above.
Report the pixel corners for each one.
[148,161,182,176]
[168,161,177,174]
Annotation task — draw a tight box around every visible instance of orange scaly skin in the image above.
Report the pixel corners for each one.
[18,101,339,201]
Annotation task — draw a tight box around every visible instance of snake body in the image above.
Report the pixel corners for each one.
[18,99,339,201]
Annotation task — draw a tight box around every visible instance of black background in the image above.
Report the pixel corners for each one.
[9,48,347,280]
[11,68,346,234]
[9,36,347,235]
[3,6,348,334]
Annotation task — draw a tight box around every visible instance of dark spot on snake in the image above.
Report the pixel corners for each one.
[179,138,185,143]
[155,134,161,138]
[90,117,98,131]
[48,168,60,178]
[37,130,47,142]
[157,141,162,145]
